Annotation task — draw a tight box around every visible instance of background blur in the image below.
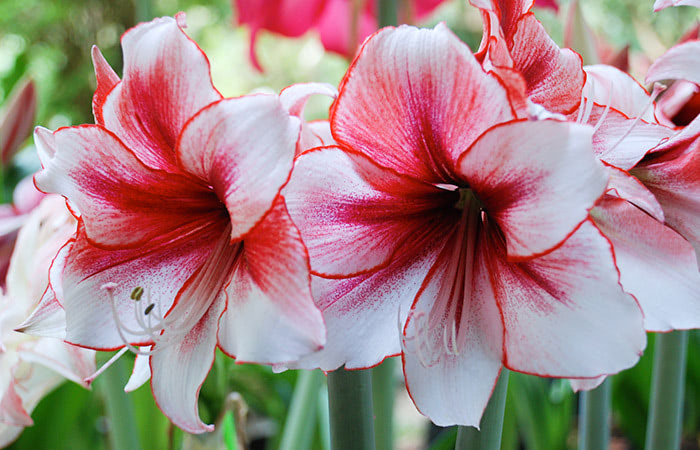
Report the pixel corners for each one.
[0,0,699,448]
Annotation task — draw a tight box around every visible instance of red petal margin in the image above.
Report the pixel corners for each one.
[331,24,514,184]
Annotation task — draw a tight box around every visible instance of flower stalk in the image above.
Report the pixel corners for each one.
[371,358,396,450]
[577,378,611,450]
[280,370,324,450]
[100,355,141,450]
[327,367,376,450]
[645,331,689,450]
[456,369,510,450]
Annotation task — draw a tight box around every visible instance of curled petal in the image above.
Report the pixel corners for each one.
[218,197,324,363]
[584,64,657,123]
[646,40,700,85]
[100,15,221,171]
[177,96,300,241]
[150,293,225,433]
[458,120,605,260]
[91,46,120,126]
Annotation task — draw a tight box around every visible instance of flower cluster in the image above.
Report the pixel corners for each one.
[9,0,700,436]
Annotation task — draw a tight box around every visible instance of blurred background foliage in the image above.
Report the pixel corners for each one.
[0,0,699,448]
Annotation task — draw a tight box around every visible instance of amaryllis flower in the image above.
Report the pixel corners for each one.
[283,24,646,425]
[471,0,700,345]
[234,0,446,70]
[0,195,94,446]
[0,176,47,288]
[25,14,324,433]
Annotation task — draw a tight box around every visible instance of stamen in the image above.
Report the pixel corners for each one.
[144,304,155,315]
[130,286,144,301]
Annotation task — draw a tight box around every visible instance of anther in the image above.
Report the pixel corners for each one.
[130,286,144,301]
[144,304,155,315]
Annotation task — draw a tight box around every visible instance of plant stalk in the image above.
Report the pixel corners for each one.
[100,355,141,450]
[645,331,689,450]
[372,358,396,450]
[577,378,611,450]
[280,370,324,450]
[456,368,510,450]
[327,367,375,450]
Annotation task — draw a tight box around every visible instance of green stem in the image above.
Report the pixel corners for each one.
[327,367,376,450]
[318,383,331,450]
[371,358,396,450]
[100,355,141,450]
[133,0,153,23]
[645,331,689,450]
[280,370,323,450]
[577,378,611,450]
[456,369,510,450]
[377,0,398,27]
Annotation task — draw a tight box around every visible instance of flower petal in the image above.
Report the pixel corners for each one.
[284,211,455,371]
[90,46,120,126]
[508,14,584,114]
[570,376,605,392]
[402,218,504,427]
[605,167,665,221]
[34,125,223,249]
[584,64,657,123]
[458,119,605,260]
[492,220,646,377]
[647,40,700,85]
[124,351,151,392]
[59,221,220,350]
[632,129,700,261]
[149,292,225,434]
[331,24,514,183]
[592,198,700,332]
[176,96,300,240]
[100,15,221,171]
[285,146,454,277]
[218,197,324,363]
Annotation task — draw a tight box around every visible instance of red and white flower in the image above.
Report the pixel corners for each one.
[0,195,94,446]
[284,24,646,426]
[27,15,324,433]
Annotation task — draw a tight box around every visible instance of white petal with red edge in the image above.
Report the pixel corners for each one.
[331,24,514,183]
[402,218,504,427]
[35,125,223,249]
[605,166,665,221]
[632,135,700,261]
[491,220,646,377]
[284,212,455,371]
[18,339,95,388]
[647,40,700,85]
[150,293,225,434]
[91,46,120,126]
[585,64,657,123]
[458,120,605,260]
[218,197,324,363]
[590,108,674,170]
[592,198,700,331]
[509,14,584,114]
[177,96,299,241]
[285,147,453,277]
[59,222,220,350]
[100,15,221,171]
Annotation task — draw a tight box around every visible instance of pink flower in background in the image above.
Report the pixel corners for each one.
[234,0,447,70]
[0,79,36,167]
[284,24,646,425]
[26,15,324,433]
[0,195,94,446]
[534,0,558,11]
